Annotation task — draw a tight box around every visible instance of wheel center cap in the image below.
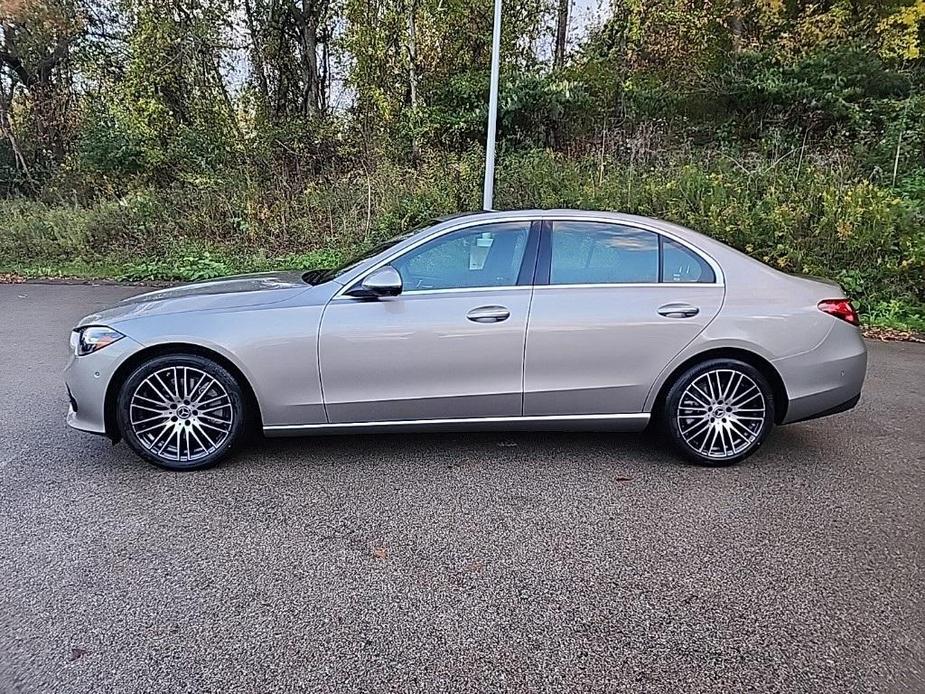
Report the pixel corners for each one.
[177,406,192,419]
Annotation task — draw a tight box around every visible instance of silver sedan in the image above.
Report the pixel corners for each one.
[65,210,867,470]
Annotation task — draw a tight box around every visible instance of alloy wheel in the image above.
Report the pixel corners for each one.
[129,366,234,463]
[676,368,767,460]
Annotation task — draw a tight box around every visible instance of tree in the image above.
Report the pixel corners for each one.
[343,0,548,154]
[0,0,82,175]
[111,0,239,178]
[243,0,334,123]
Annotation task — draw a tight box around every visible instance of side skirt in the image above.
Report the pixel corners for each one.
[263,413,651,437]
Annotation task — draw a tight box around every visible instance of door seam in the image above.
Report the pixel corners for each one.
[641,285,728,411]
[520,285,536,417]
[519,221,544,417]
[317,298,332,423]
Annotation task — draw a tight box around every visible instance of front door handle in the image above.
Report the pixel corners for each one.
[657,303,700,318]
[467,305,511,323]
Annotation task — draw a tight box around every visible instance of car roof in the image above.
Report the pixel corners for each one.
[430,209,701,238]
[434,211,487,222]
[435,209,666,223]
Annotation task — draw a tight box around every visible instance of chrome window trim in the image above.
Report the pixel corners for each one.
[535,282,724,290]
[335,212,725,299]
[264,412,650,434]
[333,282,724,299]
[353,285,532,298]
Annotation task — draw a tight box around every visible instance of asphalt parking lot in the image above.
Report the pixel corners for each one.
[0,283,922,693]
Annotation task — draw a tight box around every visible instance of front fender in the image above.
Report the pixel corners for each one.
[112,302,327,427]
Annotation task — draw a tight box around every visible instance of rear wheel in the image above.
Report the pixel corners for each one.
[662,358,774,466]
[117,354,246,471]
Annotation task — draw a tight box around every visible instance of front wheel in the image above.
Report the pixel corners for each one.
[117,354,246,471]
[662,358,774,466]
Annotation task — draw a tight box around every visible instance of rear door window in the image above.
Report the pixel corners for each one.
[549,221,659,285]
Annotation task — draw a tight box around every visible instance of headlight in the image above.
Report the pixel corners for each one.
[74,326,125,356]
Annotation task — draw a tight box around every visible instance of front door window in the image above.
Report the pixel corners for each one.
[390,222,531,291]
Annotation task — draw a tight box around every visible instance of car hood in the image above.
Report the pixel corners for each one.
[75,271,312,328]
[123,271,307,303]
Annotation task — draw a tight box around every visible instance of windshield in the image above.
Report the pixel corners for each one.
[303,233,413,285]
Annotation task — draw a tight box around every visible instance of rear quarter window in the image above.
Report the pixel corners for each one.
[661,237,715,283]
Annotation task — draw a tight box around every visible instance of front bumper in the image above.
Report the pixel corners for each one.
[64,335,144,435]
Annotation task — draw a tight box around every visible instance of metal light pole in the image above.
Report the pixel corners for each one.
[482,0,503,210]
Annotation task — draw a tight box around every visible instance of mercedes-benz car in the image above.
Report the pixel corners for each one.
[65,210,867,470]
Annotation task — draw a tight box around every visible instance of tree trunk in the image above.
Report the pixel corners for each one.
[299,0,321,117]
[207,49,245,142]
[320,21,330,113]
[0,80,31,181]
[406,0,420,162]
[1,35,73,165]
[730,0,744,52]
[243,0,271,116]
[554,0,569,68]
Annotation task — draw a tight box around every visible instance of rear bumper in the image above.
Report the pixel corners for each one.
[786,393,861,424]
[774,320,867,425]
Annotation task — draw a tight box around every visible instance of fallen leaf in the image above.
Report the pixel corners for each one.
[863,326,924,343]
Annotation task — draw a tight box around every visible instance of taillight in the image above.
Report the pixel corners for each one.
[818,299,860,326]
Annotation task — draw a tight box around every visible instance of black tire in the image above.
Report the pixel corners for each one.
[117,354,246,471]
[662,358,774,466]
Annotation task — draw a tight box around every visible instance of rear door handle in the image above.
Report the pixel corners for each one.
[467,305,511,323]
[657,303,700,318]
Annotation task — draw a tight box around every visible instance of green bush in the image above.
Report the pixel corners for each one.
[0,196,154,262]
[495,150,924,313]
[707,47,913,133]
[2,148,923,328]
[423,72,596,151]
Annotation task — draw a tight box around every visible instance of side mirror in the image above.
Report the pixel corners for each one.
[347,266,403,298]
